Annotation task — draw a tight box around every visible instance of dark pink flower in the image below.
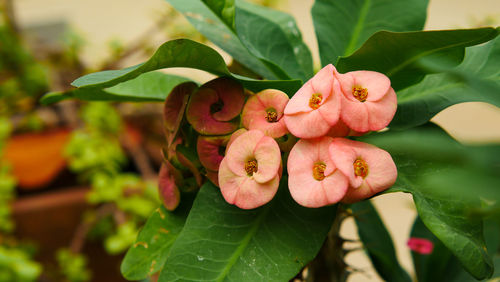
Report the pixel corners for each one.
[284,64,341,139]
[287,137,348,208]
[242,89,289,138]
[186,77,245,135]
[164,82,198,146]
[329,138,397,203]
[407,238,434,255]
[197,134,231,172]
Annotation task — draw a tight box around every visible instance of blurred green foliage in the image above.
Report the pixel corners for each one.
[56,249,91,282]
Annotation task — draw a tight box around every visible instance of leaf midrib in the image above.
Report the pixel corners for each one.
[215,205,271,282]
[343,0,372,56]
[386,31,496,77]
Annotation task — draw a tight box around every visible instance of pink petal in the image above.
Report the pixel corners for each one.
[255,89,289,119]
[350,71,391,102]
[329,138,363,188]
[284,110,331,139]
[407,238,434,255]
[225,130,265,176]
[340,96,370,132]
[284,81,315,114]
[186,87,239,135]
[197,135,231,171]
[366,87,398,131]
[242,90,289,138]
[310,64,335,101]
[318,83,341,125]
[158,161,181,211]
[219,158,279,209]
[204,77,245,122]
[287,137,348,207]
[327,119,350,137]
[252,135,281,183]
[164,82,197,146]
[232,175,280,209]
[225,128,248,154]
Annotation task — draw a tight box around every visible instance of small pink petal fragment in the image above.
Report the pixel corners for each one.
[407,238,434,255]
[158,161,181,211]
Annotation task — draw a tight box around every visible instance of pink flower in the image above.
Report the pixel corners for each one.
[242,89,289,138]
[407,238,434,255]
[284,64,341,139]
[334,70,397,132]
[225,128,248,154]
[164,82,198,146]
[197,135,231,172]
[218,130,281,209]
[329,138,397,203]
[158,160,181,211]
[287,137,348,208]
[186,77,245,135]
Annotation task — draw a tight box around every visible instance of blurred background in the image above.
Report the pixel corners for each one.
[0,0,499,281]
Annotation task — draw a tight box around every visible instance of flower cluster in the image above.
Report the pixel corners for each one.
[158,64,398,210]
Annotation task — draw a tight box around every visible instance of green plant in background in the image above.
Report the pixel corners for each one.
[56,249,91,282]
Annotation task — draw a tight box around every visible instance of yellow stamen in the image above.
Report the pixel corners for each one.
[265,109,278,122]
[352,86,368,102]
[245,159,258,176]
[353,159,368,178]
[313,162,327,181]
[309,93,323,109]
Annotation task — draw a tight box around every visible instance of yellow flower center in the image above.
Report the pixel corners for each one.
[245,159,258,176]
[353,158,368,178]
[352,86,368,102]
[265,108,278,123]
[313,162,327,181]
[309,93,323,109]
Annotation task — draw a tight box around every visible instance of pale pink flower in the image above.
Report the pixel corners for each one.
[218,130,281,209]
[329,138,397,203]
[334,70,397,132]
[287,137,348,208]
[186,77,245,135]
[407,238,434,255]
[225,128,248,154]
[164,82,197,146]
[284,64,341,139]
[242,89,289,138]
[158,160,181,211]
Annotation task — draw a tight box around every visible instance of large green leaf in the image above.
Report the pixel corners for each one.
[120,204,190,280]
[351,201,411,282]
[336,27,499,90]
[312,0,428,66]
[165,0,276,79]
[391,36,500,129]
[234,0,314,81]
[159,179,336,281]
[41,72,192,104]
[361,124,496,279]
[69,39,302,96]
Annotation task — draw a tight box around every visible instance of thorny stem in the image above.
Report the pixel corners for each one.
[303,204,351,282]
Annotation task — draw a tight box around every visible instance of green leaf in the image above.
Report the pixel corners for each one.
[409,216,468,282]
[312,0,428,66]
[391,36,500,129]
[165,0,276,79]
[234,0,313,81]
[336,27,499,90]
[41,72,192,104]
[121,203,190,280]
[69,39,302,97]
[361,124,495,279]
[351,201,411,282]
[159,179,336,281]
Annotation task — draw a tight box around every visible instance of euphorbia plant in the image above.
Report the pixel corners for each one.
[41,0,500,281]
